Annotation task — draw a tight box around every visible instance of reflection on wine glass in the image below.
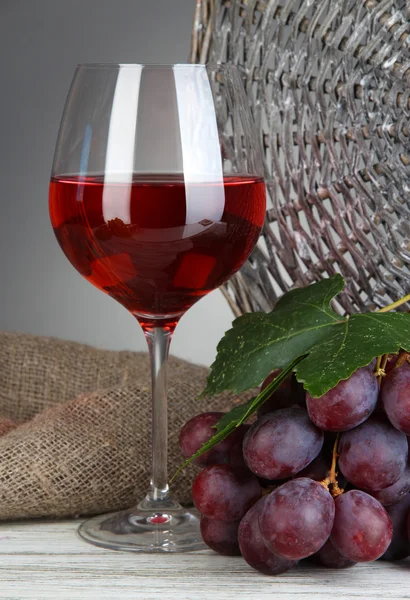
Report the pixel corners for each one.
[49,63,266,553]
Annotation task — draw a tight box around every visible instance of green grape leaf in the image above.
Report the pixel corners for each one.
[200,274,410,400]
[199,275,344,399]
[295,312,410,396]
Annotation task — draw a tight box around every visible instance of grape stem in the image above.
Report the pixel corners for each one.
[395,350,410,368]
[374,350,409,387]
[320,434,343,498]
[376,293,410,313]
[375,354,389,388]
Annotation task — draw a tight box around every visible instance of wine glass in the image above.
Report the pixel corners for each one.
[49,63,266,553]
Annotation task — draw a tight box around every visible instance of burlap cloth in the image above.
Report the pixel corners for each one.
[0,332,244,520]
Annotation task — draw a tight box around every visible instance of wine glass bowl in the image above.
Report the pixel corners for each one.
[49,63,265,552]
[49,172,265,327]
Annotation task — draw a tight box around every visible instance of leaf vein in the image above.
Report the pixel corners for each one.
[234,319,346,361]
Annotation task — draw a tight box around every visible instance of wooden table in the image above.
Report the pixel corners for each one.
[0,519,407,599]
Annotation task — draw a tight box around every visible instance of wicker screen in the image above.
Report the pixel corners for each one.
[191,0,410,316]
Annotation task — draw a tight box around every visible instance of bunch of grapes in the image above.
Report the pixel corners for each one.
[179,361,410,575]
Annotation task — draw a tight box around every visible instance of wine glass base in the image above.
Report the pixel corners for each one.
[78,497,207,553]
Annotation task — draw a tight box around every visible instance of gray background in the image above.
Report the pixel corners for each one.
[0,0,233,366]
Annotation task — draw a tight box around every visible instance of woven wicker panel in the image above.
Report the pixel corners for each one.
[191,0,410,315]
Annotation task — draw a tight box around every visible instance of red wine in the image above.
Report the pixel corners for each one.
[49,174,265,326]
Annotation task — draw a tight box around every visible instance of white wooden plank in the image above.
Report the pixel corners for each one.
[0,520,407,600]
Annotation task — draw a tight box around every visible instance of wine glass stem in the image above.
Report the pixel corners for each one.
[143,325,174,503]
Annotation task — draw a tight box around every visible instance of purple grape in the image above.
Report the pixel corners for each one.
[192,464,261,521]
[257,371,304,417]
[368,463,410,506]
[338,416,408,491]
[381,362,410,434]
[306,366,378,432]
[243,406,324,480]
[314,539,356,569]
[385,355,398,374]
[179,412,248,467]
[238,496,297,575]
[260,478,335,560]
[331,490,393,562]
[200,516,241,556]
[380,494,410,561]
